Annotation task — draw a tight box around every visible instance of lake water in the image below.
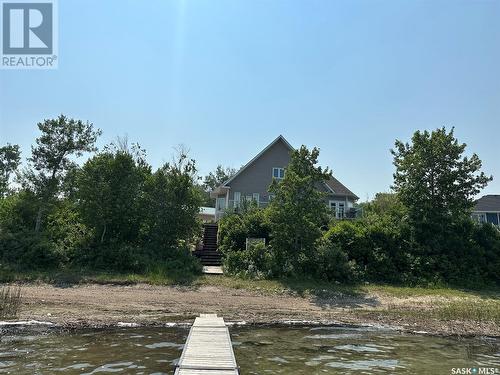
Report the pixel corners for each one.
[0,325,498,374]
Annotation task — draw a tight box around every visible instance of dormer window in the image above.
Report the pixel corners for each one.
[273,167,285,180]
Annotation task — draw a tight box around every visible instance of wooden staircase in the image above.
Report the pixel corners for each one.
[193,224,222,266]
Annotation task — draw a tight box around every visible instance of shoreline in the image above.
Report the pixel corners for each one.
[1,282,498,338]
[0,318,498,341]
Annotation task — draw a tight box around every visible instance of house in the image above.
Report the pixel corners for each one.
[472,195,500,226]
[210,135,359,220]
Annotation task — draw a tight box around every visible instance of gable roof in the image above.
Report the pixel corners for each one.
[222,135,293,186]
[218,135,358,200]
[474,195,500,212]
[325,176,359,200]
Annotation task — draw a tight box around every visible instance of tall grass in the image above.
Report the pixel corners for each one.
[0,286,22,319]
[436,300,500,323]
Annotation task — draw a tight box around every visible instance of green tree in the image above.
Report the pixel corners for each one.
[203,165,237,191]
[46,200,91,262]
[0,190,39,233]
[361,192,406,222]
[77,146,150,245]
[25,115,101,231]
[392,127,492,234]
[143,150,203,252]
[0,190,60,269]
[199,165,237,206]
[0,144,21,197]
[267,146,331,275]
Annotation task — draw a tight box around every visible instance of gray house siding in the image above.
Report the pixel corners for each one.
[227,139,291,203]
[486,213,499,226]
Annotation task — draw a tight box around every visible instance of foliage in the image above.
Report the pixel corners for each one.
[433,220,500,287]
[0,143,21,197]
[29,115,101,180]
[200,164,237,206]
[324,219,417,284]
[46,201,91,263]
[324,212,500,287]
[76,146,203,272]
[388,127,496,286]
[142,151,203,250]
[0,192,60,269]
[315,239,358,282]
[23,115,101,232]
[202,165,237,191]
[77,149,149,246]
[218,206,270,254]
[0,190,39,232]
[267,146,331,275]
[0,229,60,269]
[471,223,500,285]
[361,192,406,220]
[223,242,273,278]
[0,117,202,277]
[392,127,492,238]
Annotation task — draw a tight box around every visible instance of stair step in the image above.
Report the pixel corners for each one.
[198,223,220,265]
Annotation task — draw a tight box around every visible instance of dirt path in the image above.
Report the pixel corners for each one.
[10,283,500,337]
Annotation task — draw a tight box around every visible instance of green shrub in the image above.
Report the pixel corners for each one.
[218,208,270,253]
[154,245,203,275]
[316,240,358,282]
[0,191,39,233]
[324,220,369,264]
[472,223,500,285]
[72,241,203,275]
[223,242,272,278]
[437,220,500,287]
[0,230,60,270]
[324,219,416,284]
[46,201,92,263]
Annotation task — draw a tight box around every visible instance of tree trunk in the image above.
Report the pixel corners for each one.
[100,224,107,243]
[35,207,43,232]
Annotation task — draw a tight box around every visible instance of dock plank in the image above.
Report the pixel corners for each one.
[174,314,239,375]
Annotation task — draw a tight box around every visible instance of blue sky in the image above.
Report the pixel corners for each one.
[1,0,499,200]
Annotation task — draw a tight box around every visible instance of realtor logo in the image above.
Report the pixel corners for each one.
[1,0,58,69]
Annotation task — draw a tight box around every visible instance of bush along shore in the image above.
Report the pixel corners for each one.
[0,118,499,336]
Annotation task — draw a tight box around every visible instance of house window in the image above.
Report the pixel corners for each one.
[234,192,241,208]
[216,197,226,211]
[329,201,336,214]
[268,194,275,201]
[272,167,285,180]
[338,202,345,218]
[329,200,345,219]
[253,193,260,203]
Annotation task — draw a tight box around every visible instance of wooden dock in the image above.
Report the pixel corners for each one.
[174,314,239,375]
